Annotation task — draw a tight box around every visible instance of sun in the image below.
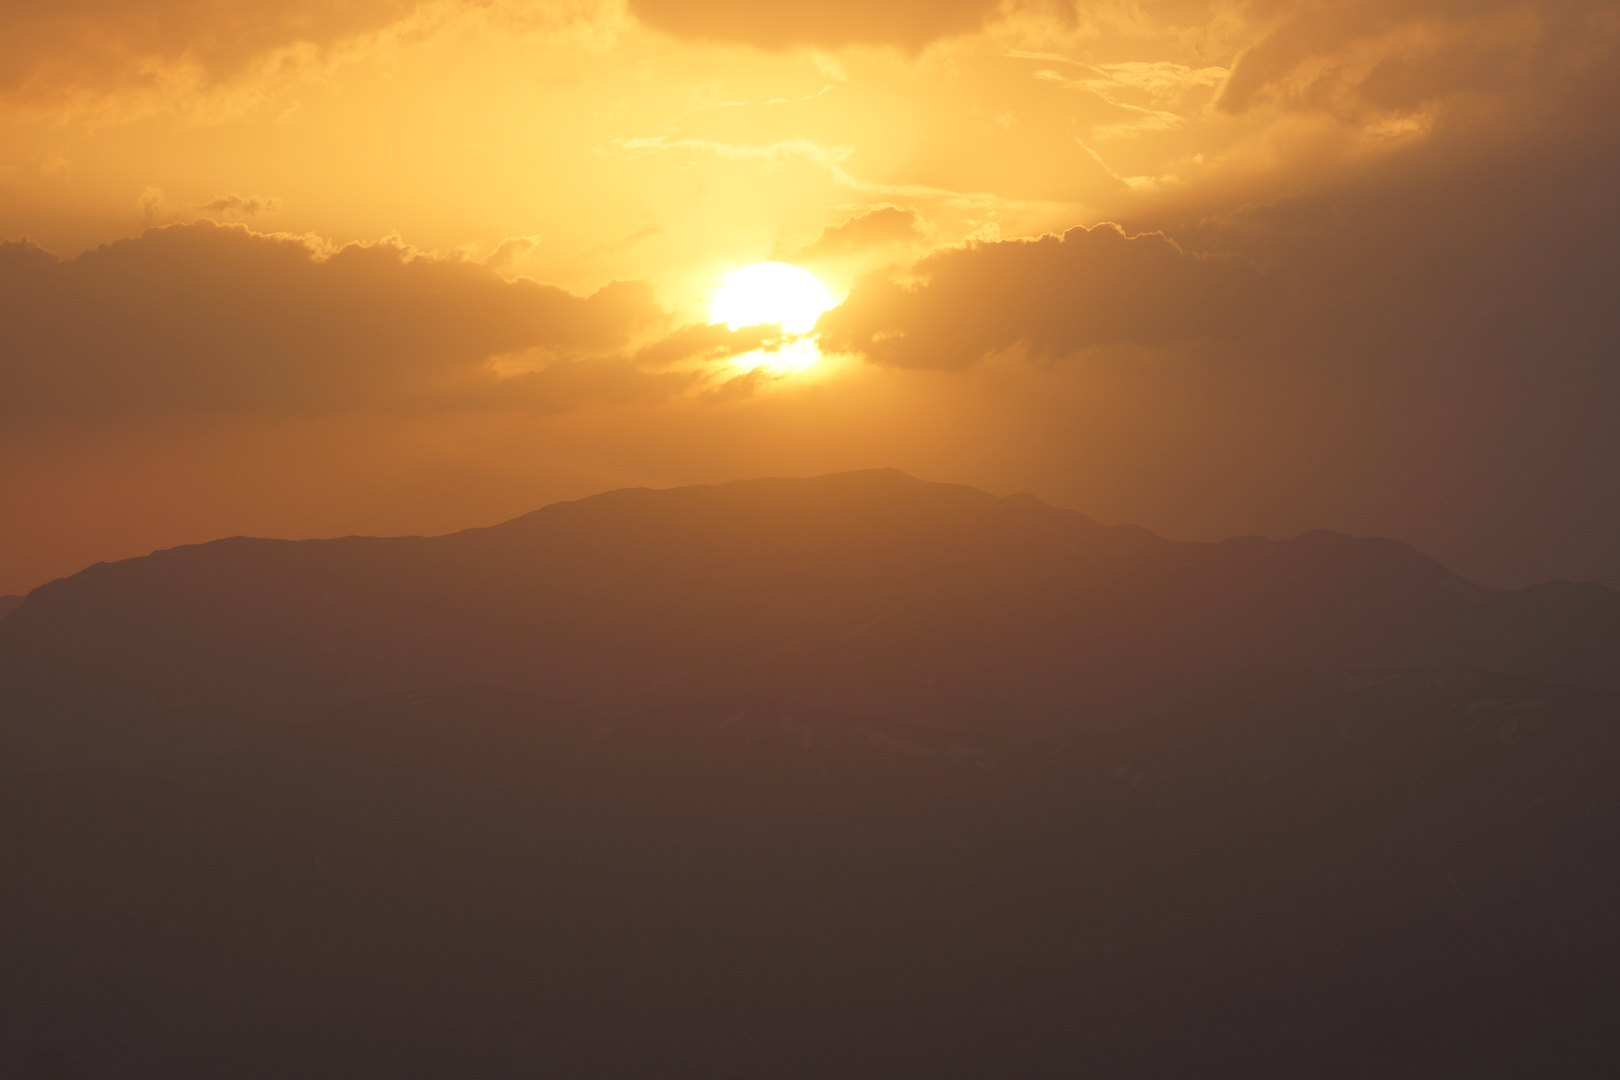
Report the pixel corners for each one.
[710,262,835,333]
[709,262,836,372]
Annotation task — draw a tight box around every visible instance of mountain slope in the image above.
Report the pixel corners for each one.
[2,469,1617,768]
[3,668,1616,1077]
[3,470,1618,1074]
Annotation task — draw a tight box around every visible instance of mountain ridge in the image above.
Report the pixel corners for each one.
[2,469,1618,1075]
[2,469,1616,771]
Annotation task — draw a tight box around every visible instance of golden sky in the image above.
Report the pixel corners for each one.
[3,0,1619,594]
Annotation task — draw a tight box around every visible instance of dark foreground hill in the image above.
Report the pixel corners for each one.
[2,469,1617,768]
[2,470,1618,1076]
[2,669,1618,1077]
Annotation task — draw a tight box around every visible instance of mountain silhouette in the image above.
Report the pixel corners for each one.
[2,470,1618,1076]
[3,670,1618,1077]
[2,469,1616,769]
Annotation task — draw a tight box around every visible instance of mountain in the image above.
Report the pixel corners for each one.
[2,469,1617,769]
[2,668,1616,1077]
[0,595,21,620]
[3,470,1619,1075]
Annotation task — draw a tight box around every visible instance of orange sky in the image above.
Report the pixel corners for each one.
[3,0,1619,594]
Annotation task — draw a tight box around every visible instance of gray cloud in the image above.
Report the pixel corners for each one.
[625,0,1000,50]
[0,220,766,416]
[1216,0,1618,118]
[817,223,1264,369]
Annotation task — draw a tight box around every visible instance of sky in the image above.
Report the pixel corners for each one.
[2,0,1618,595]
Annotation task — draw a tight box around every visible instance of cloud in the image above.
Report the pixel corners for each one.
[625,0,1003,51]
[483,235,540,268]
[1215,0,1620,122]
[0,220,763,416]
[699,364,779,403]
[1018,56,1228,139]
[817,223,1263,369]
[629,321,784,368]
[464,355,703,413]
[582,225,665,260]
[791,206,930,261]
[198,193,282,217]
[137,186,165,220]
[612,134,853,166]
[0,0,427,110]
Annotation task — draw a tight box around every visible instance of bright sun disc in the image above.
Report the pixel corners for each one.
[709,262,835,335]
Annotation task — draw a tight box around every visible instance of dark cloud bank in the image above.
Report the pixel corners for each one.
[819,224,1260,368]
[0,221,772,416]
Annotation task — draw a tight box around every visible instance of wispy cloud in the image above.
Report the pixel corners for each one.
[610,134,854,166]
[1019,55,1228,140]
[198,193,282,217]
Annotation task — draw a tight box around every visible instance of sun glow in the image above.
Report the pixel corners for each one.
[710,262,836,372]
